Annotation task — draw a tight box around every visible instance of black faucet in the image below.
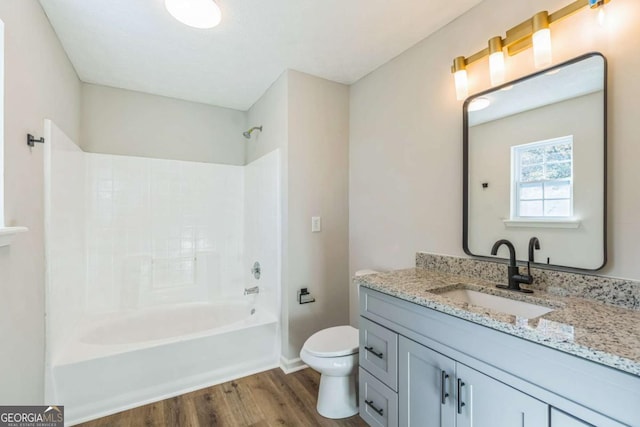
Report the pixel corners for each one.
[490,239,534,293]
[528,237,540,264]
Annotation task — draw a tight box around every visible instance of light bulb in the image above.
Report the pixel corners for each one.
[454,70,468,101]
[488,36,505,86]
[489,51,505,86]
[532,11,552,69]
[533,28,552,69]
[598,6,606,27]
[165,0,222,29]
[452,56,468,101]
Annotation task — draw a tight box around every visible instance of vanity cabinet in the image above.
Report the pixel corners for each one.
[399,336,548,427]
[359,287,636,427]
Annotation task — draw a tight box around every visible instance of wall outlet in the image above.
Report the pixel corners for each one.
[311,216,321,232]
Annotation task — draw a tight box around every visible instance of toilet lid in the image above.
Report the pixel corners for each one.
[303,325,359,357]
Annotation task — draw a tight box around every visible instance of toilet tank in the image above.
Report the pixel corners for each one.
[353,269,379,298]
[355,269,379,277]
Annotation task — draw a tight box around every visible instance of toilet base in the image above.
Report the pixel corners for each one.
[317,373,358,419]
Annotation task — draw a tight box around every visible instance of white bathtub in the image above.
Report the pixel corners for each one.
[49,300,279,425]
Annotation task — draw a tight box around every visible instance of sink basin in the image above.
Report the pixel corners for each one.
[438,288,554,318]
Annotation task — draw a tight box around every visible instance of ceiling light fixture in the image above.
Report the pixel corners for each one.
[450,0,611,99]
[165,0,222,29]
[468,97,491,112]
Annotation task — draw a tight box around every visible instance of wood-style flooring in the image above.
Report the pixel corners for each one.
[77,368,368,427]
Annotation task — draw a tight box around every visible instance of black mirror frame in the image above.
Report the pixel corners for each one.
[462,52,607,273]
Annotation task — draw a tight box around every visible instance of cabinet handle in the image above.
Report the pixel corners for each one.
[440,370,450,405]
[364,346,384,359]
[457,379,466,414]
[365,399,384,416]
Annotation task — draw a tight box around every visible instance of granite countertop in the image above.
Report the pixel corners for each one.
[356,268,640,376]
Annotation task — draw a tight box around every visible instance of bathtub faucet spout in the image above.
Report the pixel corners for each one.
[244,286,260,295]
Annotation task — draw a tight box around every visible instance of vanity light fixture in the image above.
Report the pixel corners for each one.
[165,0,222,29]
[451,0,611,99]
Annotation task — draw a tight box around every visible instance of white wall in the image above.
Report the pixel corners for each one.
[349,0,640,325]
[81,84,246,165]
[0,0,81,403]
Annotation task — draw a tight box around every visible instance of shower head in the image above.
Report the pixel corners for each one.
[243,126,263,139]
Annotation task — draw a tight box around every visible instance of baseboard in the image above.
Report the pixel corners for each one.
[279,356,308,374]
[67,360,279,426]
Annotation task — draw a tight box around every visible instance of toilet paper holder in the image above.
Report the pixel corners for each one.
[298,288,315,304]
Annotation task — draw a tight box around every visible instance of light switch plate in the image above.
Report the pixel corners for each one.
[311,216,321,232]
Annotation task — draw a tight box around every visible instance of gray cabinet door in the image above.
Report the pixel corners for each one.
[455,363,549,427]
[399,336,456,427]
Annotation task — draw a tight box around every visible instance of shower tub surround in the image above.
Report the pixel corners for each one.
[43,120,281,424]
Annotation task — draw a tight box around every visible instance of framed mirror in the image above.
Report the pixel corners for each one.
[463,53,606,271]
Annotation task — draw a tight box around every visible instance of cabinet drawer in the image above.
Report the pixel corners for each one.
[360,317,398,391]
[359,367,398,427]
[551,409,593,427]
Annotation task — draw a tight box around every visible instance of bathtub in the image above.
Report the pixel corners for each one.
[49,300,279,425]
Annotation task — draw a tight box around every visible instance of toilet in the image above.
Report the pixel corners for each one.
[300,269,379,419]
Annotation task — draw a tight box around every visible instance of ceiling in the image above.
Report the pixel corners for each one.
[469,55,605,127]
[39,0,482,111]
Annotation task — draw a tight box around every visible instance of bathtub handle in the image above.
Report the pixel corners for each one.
[251,261,261,279]
[244,286,260,295]
[364,346,383,359]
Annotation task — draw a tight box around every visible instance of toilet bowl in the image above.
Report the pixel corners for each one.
[300,269,379,419]
[300,326,359,419]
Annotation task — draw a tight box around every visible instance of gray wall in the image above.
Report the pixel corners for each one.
[286,70,350,359]
[247,70,350,362]
[0,0,81,403]
[348,0,640,325]
[81,83,246,165]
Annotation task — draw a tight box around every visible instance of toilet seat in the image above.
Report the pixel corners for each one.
[302,325,359,358]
